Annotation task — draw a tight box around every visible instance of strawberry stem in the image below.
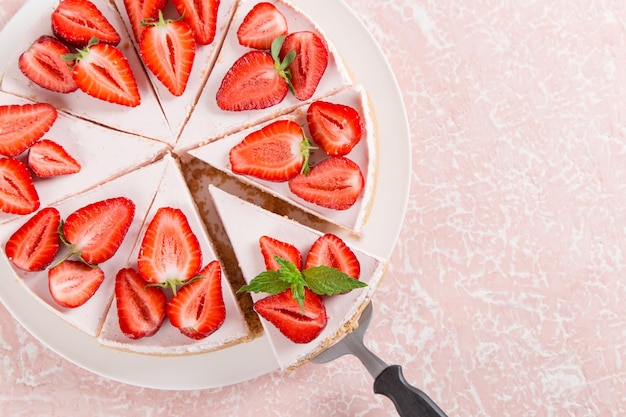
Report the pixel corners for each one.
[271,36,295,93]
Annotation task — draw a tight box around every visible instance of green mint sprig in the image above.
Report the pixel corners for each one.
[237,256,367,311]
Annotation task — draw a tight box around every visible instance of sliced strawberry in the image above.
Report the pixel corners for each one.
[171,0,219,45]
[61,197,135,265]
[51,0,121,47]
[305,233,360,279]
[289,156,364,210]
[259,235,302,271]
[0,158,39,215]
[18,35,78,93]
[5,207,61,272]
[216,49,291,111]
[237,2,288,50]
[307,101,363,156]
[115,267,166,339]
[123,0,167,43]
[0,103,57,157]
[254,288,327,343]
[137,207,202,292]
[167,261,226,340]
[28,139,81,177]
[229,119,311,181]
[48,260,105,308]
[68,39,140,107]
[280,31,328,101]
[140,11,196,96]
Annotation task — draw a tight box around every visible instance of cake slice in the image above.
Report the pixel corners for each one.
[0,0,172,144]
[98,155,251,355]
[0,157,170,337]
[111,0,239,142]
[188,85,376,233]
[209,185,387,371]
[0,91,168,225]
[174,0,353,153]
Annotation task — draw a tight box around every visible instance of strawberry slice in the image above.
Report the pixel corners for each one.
[229,119,311,181]
[166,261,226,340]
[28,139,81,177]
[18,35,78,93]
[67,38,140,107]
[216,37,295,111]
[48,260,105,308]
[140,11,196,97]
[288,156,364,210]
[171,0,219,45]
[0,158,39,215]
[307,101,363,156]
[0,103,57,157]
[305,233,360,279]
[115,267,167,339]
[259,235,302,271]
[51,0,121,47]
[137,207,202,292]
[5,207,61,272]
[123,0,167,43]
[280,31,328,101]
[61,197,135,265]
[237,2,288,50]
[254,288,327,344]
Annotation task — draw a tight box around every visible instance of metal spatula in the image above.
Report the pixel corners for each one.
[311,302,448,417]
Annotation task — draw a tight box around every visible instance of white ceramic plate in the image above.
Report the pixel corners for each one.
[0,0,410,389]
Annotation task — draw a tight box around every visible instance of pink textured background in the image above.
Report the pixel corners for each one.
[1,1,625,416]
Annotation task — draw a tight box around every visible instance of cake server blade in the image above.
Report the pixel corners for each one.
[311,302,448,417]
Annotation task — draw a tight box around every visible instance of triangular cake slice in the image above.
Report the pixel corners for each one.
[98,155,251,355]
[174,0,353,153]
[188,85,376,233]
[0,158,168,337]
[0,0,171,144]
[209,185,387,371]
[111,0,239,142]
[0,91,168,225]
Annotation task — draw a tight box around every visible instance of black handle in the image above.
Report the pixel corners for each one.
[373,365,448,417]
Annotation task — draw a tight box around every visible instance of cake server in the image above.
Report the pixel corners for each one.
[311,302,448,417]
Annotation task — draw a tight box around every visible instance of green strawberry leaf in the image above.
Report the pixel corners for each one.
[303,265,368,295]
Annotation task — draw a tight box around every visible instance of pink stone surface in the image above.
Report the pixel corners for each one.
[1,1,625,416]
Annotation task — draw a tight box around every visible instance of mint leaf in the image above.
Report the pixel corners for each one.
[274,256,303,284]
[237,270,290,294]
[290,282,306,312]
[303,265,368,295]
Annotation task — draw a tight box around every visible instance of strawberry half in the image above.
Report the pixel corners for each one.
[305,233,360,279]
[67,38,141,107]
[18,35,78,93]
[0,158,39,215]
[61,197,135,265]
[51,0,121,47]
[137,207,202,292]
[237,2,288,50]
[140,11,196,97]
[123,0,167,43]
[5,207,61,272]
[48,260,105,308]
[28,139,81,177]
[229,119,311,181]
[254,288,327,344]
[166,261,226,340]
[280,31,328,101]
[307,100,363,156]
[171,0,219,45]
[289,156,364,210]
[0,103,57,157]
[115,267,167,339]
[216,37,295,111]
[259,235,302,271]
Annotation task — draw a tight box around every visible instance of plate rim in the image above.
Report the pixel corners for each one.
[0,0,411,390]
